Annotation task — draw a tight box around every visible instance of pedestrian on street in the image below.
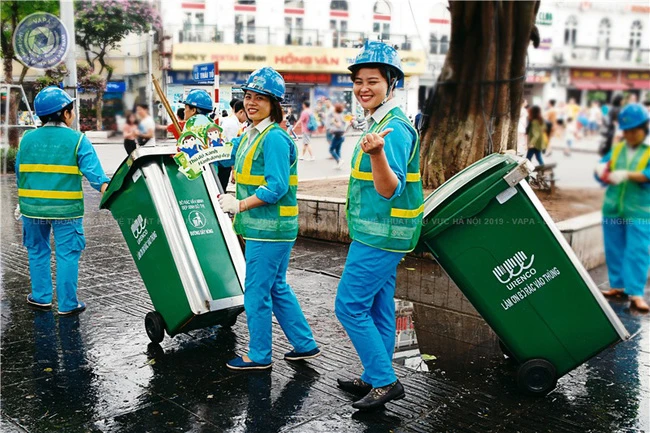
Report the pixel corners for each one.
[285,107,298,140]
[16,86,110,315]
[329,103,346,169]
[517,99,529,156]
[299,101,315,160]
[564,117,577,156]
[596,103,650,313]
[135,104,155,146]
[218,67,320,371]
[122,112,138,155]
[526,105,547,165]
[335,41,424,411]
[218,99,247,191]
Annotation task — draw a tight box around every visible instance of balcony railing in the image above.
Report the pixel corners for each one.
[606,47,632,62]
[569,45,599,61]
[284,28,324,46]
[178,25,224,43]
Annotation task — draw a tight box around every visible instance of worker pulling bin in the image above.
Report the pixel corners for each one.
[417,153,630,395]
[100,146,245,344]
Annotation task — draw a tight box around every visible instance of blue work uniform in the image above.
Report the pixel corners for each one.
[234,117,317,364]
[599,140,650,297]
[335,99,423,388]
[16,124,110,312]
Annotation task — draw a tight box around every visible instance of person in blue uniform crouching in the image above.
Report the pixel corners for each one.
[596,103,650,312]
[218,67,320,370]
[335,41,424,410]
[16,86,110,315]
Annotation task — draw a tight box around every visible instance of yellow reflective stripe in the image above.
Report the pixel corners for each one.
[390,204,424,219]
[242,125,275,177]
[636,146,650,171]
[19,164,81,175]
[350,169,420,182]
[236,174,298,186]
[279,205,298,217]
[406,172,421,182]
[18,189,83,199]
[351,168,373,181]
[610,142,626,168]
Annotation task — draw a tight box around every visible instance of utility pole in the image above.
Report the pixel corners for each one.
[60,0,79,130]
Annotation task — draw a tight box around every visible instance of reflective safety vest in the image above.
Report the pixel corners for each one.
[603,141,650,219]
[233,123,299,241]
[347,107,424,253]
[17,127,84,219]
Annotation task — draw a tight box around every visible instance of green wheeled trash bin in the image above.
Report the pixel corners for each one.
[100,146,245,344]
[418,153,630,395]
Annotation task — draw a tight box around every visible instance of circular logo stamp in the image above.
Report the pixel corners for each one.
[188,211,207,229]
[13,12,69,70]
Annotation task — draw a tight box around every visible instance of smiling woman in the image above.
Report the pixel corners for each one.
[218,66,321,371]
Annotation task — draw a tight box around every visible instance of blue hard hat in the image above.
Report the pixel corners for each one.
[241,67,285,101]
[348,40,404,81]
[618,103,649,131]
[34,86,75,116]
[183,89,213,111]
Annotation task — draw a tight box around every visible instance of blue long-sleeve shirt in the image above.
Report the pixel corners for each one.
[16,125,110,192]
[366,99,415,200]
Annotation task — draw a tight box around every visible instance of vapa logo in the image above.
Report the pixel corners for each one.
[131,214,147,239]
[492,251,536,290]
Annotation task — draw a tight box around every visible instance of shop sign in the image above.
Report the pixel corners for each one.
[570,69,617,81]
[105,81,126,93]
[526,70,551,83]
[220,71,250,84]
[172,43,426,75]
[624,71,650,80]
[535,11,553,26]
[283,72,330,84]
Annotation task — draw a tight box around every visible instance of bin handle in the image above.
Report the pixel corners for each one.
[503,159,533,188]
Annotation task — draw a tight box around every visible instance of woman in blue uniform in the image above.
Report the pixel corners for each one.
[218,67,320,370]
[596,103,650,312]
[335,41,424,410]
[16,87,110,315]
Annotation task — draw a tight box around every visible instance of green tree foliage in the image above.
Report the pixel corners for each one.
[75,0,161,82]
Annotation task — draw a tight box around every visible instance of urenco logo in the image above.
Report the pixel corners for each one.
[492,251,536,290]
[131,215,147,244]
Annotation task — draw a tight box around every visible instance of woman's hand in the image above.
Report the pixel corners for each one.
[361,128,393,155]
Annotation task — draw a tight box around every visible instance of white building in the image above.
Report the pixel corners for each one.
[159,0,650,119]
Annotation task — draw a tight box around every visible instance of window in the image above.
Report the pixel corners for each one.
[330,1,348,47]
[285,16,304,45]
[440,35,449,54]
[330,0,347,11]
[429,34,438,54]
[564,15,577,46]
[235,0,256,4]
[235,14,255,44]
[630,20,642,49]
[598,18,611,48]
[285,0,304,7]
[372,1,391,41]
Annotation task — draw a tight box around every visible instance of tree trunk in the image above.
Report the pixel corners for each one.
[420,1,540,189]
[95,91,104,131]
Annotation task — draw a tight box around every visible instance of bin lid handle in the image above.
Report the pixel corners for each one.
[503,159,533,187]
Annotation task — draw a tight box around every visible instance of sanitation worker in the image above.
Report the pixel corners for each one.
[218,67,320,370]
[596,103,650,313]
[16,86,110,315]
[334,41,424,410]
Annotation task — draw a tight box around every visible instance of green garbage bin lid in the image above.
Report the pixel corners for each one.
[100,146,179,210]
[423,153,518,217]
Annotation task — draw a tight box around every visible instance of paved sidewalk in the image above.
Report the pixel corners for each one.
[1,175,648,433]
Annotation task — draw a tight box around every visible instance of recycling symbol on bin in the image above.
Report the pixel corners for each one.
[188,211,207,229]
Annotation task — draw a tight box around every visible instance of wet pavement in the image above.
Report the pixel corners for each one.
[1,175,649,433]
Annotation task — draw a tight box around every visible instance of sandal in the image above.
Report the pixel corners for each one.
[630,297,650,313]
[601,289,626,298]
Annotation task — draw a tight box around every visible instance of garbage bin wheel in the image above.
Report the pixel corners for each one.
[499,340,514,359]
[222,314,238,328]
[517,359,557,396]
[145,312,166,344]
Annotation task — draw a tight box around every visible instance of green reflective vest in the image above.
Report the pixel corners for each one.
[17,126,84,219]
[233,123,299,241]
[347,107,424,253]
[603,141,650,219]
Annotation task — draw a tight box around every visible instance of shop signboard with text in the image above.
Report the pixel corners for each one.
[172,44,426,75]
